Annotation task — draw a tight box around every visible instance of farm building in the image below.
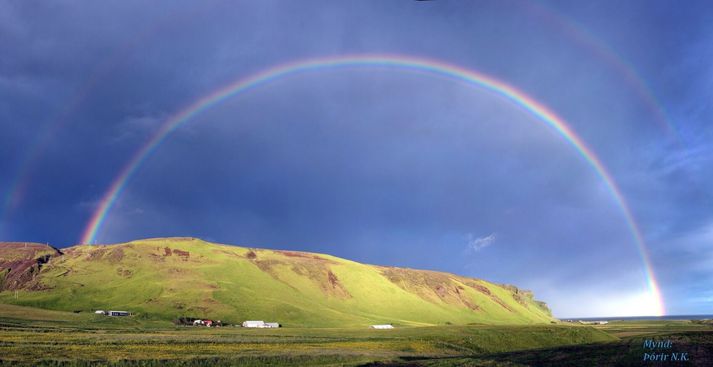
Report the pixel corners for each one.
[108,311,130,317]
[242,320,265,328]
[242,321,280,328]
[192,319,221,327]
[370,324,394,329]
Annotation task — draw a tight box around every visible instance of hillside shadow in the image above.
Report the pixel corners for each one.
[359,331,713,367]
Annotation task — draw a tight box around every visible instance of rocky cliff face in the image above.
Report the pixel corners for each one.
[0,243,62,291]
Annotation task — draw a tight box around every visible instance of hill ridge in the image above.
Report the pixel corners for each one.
[0,237,552,326]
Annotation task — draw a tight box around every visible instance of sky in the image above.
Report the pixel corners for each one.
[1,0,712,318]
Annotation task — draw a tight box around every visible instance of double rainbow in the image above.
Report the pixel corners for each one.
[79,54,665,315]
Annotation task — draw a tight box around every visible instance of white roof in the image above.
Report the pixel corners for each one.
[371,324,394,328]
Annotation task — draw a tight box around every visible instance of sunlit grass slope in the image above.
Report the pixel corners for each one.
[0,238,553,326]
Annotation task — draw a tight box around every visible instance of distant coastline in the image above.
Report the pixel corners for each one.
[561,314,713,322]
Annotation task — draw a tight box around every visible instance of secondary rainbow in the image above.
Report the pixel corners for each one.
[2,5,678,239]
[80,54,665,315]
[523,1,678,140]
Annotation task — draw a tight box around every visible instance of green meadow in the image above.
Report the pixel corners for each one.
[1,304,711,366]
[0,304,609,366]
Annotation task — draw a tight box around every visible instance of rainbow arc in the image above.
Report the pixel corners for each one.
[78,54,665,316]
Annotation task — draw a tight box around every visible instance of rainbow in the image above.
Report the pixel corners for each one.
[79,54,665,315]
[522,1,678,141]
[1,6,679,240]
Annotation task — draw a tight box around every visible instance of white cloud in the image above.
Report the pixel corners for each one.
[466,233,496,252]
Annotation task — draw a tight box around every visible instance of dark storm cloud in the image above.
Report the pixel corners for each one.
[1,0,712,316]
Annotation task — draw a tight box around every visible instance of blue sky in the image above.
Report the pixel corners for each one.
[1,0,711,318]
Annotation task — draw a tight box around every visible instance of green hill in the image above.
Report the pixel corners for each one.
[0,238,553,327]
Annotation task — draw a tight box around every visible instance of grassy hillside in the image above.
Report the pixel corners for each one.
[0,238,553,327]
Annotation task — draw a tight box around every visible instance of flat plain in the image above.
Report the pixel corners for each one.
[1,304,712,366]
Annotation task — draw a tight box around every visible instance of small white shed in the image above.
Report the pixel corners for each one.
[371,324,394,329]
[108,311,130,317]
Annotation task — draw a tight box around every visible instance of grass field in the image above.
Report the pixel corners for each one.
[385,321,713,366]
[0,304,614,366]
[2,305,711,366]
